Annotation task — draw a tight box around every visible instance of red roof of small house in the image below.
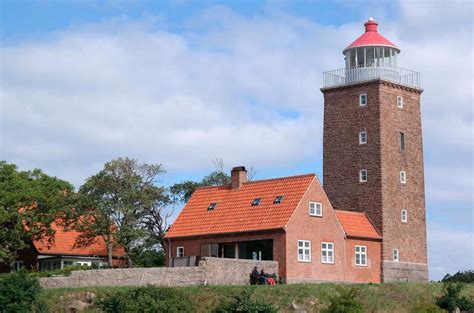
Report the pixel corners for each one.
[344,18,398,53]
[33,222,125,257]
[165,174,316,238]
[335,210,382,240]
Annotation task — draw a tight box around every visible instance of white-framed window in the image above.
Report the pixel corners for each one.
[393,249,400,262]
[321,242,334,264]
[309,202,323,217]
[177,246,184,258]
[401,209,408,223]
[77,261,92,266]
[397,96,404,108]
[13,261,23,272]
[355,245,367,266]
[359,170,368,182]
[297,240,311,262]
[400,171,407,184]
[359,131,367,145]
[359,93,367,106]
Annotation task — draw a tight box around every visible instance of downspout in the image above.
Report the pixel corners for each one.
[168,238,172,267]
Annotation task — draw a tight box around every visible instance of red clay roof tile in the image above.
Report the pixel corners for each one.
[165,174,315,238]
[335,210,382,240]
[33,223,125,257]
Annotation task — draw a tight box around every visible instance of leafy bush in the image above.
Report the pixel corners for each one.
[0,270,41,313]
[436,282,474,313]
[28,264,93,277]
[214,288,277,313]
[131,249,165,267]
[95,285,195,312]
[322,287,364,313]
[442,270,474,284]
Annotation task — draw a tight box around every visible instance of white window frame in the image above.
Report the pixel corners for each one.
[76,261,92,266]
[359,93,367,106]
[401,209,408,223]
[393,249,400,262]
[297,240,311,262]
[355,245,367,266]
[177,246,185,258]
[321,242,334,264]
[397,96,404,108]
[309,202,323,217]
[400,171,407,184]
[359,131,367,145]
[359,170,368,183]
[13,261,23,272]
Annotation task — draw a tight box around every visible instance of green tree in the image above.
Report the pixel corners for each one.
[75,158,171,267]
[436,282,474,313]
[170,158,232,203]
[0,161,73,269]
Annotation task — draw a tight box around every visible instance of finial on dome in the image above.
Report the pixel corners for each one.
[364,18,378,32]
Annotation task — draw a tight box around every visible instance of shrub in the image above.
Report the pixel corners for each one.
[436,282,474,313]
[322,287,363,313]
[95,285,195,312]
[213,288,277,313]
[442,270,474,284]
[27,264,93,277]
[0,270,42,313]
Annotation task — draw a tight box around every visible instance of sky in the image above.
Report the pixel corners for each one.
[0,0,472,280]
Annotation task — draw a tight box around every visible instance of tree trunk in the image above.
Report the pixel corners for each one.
[107,241,113,267]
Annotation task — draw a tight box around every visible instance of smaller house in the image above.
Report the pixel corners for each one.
[165,166,382,283]
[2,222,126,273]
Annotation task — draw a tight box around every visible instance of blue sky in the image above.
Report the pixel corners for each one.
[1,0,472,280]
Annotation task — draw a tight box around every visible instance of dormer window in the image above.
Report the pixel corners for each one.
[207,203,217,211]
[273,196,284,204]
[251,198,261,206]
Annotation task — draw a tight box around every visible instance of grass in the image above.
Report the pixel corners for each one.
[39,282,474,312]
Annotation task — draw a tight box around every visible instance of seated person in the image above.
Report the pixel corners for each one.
[258,268,268,284]
[251,266,261,282]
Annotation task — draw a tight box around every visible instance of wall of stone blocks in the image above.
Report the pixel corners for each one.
[39,257,278,289]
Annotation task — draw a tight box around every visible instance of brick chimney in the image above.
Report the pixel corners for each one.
[231,166,247,189]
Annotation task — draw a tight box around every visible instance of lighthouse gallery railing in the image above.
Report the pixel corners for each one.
[323,65,420,89]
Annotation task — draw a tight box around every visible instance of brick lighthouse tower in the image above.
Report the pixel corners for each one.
[321,18,428,281]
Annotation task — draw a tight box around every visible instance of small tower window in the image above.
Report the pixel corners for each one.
[359,170,368,183]
[400,132,405,151]
[251,198,261,206]
[359,131,367,145]
[359,93,367,106]
[393,249,400,262]
[400,171,407,184]
[207,203,217,211]
[309,202,323,217]
[401,209,408,223]
[397,96,404,108]
[273,196,284,204]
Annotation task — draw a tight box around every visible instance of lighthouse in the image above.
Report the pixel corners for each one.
[321,18,428,282]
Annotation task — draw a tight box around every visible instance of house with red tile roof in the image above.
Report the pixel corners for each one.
[2,222,126,273]
[165,166,382,283]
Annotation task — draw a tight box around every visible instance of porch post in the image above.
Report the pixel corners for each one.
[235,243,239,259]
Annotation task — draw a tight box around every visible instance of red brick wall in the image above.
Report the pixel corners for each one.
[378,83,427,265]
[321,80,428,281]
[285,177,347,282]
[344,238,381,283]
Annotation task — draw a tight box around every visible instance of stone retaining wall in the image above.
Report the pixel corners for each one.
[40,257,278,289]
[383,261,428,282]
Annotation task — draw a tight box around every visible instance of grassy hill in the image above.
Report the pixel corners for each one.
[38,282,474,312]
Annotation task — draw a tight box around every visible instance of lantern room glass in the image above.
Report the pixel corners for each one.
[345,46,398,68]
